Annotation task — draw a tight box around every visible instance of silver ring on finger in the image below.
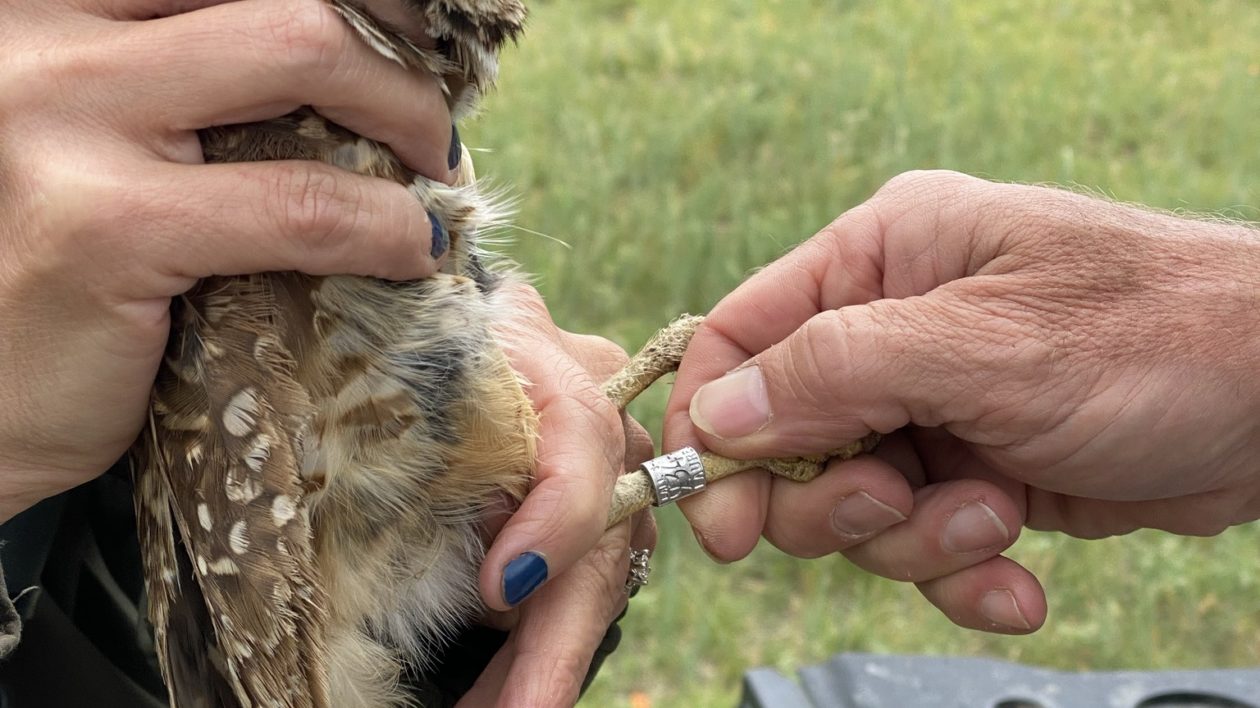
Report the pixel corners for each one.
[625,548,652,596]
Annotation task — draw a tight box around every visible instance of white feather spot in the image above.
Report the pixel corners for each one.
[202,339,226,360]
[164,412,208,433]
[271,494,297,526]
[196,555,208,575]
[185,442,204,468]
[244,437,270,474]
[222,388,259,437]
[208,557,240,575]
[229,520,250,555]
[225,467,263,504]
[253,333,283,362]
[197,503,213,531]
[204,297,231,324]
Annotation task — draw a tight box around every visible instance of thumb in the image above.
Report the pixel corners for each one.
[687,294,985,459]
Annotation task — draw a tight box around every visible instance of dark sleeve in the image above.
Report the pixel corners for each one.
[0,474,168,708]
[405,607,625,705]
[0,559,22,661]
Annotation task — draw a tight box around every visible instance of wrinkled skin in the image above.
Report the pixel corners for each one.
[667,170,1260,633]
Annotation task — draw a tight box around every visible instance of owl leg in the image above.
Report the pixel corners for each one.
[600,314,704,410]
[602,315,880,529]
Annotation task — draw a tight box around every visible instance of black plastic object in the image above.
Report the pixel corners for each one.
[740,654,1260,708]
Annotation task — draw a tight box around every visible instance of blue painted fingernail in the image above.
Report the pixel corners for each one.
[429,211,448,259]
[448,123,462,170]
[502,551,548,606]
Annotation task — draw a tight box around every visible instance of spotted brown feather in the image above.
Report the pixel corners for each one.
[134,2,532,706]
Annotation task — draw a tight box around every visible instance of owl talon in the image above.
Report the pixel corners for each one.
[602,314,882,530]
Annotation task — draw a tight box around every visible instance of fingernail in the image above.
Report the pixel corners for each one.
[942,501,1009,553]
[689,366,771,439]
[830,491,906,539]
[429,211,448,259]
[979,589,1032,630]
[502,551,548,606]
[448,123,462,170]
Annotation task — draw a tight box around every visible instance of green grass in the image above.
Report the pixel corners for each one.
[463,1,1260,705]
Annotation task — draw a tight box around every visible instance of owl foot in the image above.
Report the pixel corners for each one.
[601,316,881,530]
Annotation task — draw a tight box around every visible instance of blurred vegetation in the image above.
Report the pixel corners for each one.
[463,1,1260,705]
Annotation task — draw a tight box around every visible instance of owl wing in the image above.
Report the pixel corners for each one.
[135,277,328,708]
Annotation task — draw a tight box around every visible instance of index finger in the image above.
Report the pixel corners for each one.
[117,0,455,181]
[661,201,888,452]
[663,203,887,560]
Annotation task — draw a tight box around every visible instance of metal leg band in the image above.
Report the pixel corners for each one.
[641,446,707,506]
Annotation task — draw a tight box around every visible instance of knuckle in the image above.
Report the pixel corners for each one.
[589,334,630,365]
[568,332,631,380]
[563,392,626,474]
[544,362,624,439]
[513,646,585,705]
[872,170,982,229]
[520,297,553,331]
[509,281,545,305]
[30,160,109,243]
[575,390,624,447]
[1,43,106,120]
[522,476,603,546]
[878,169,976,199]
[784,310,859,409]
[0,50,36,121]
[5,160,138,292]
[504,282,551,325]
[267,165,355,248]
[587,335,630,364]
[262,0,347,75]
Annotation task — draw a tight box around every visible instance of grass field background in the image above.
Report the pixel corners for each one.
[463,1,1260,705]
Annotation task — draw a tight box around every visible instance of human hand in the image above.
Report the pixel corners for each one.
[473,282,656,706]
[664,170,1260,633]
[0,0,458,521]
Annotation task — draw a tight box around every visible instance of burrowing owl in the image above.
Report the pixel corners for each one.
[133,1,536,705]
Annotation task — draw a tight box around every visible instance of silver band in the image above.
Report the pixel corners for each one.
[626,548,651,594]
[641,446,707,506]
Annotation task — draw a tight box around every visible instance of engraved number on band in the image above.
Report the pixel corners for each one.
[642,447,707,506]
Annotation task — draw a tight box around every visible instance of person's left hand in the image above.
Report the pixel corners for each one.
[468,282,657,706]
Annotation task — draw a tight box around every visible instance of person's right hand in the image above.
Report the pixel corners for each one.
[0,0,457,522]
[664,170,1260,634]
